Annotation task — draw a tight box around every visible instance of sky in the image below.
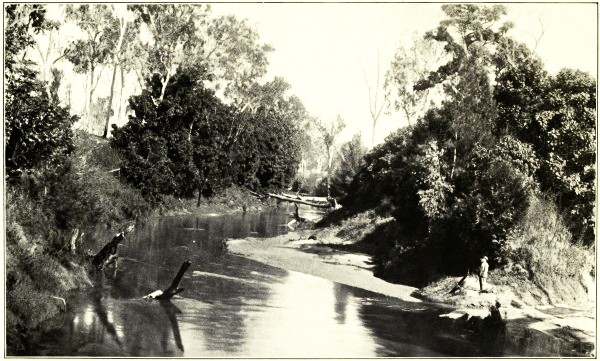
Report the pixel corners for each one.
[210,3,598,146]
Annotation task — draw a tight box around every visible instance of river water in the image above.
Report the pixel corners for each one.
[26,206,593,357]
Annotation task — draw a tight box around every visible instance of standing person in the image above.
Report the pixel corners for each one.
[479,256,489,292]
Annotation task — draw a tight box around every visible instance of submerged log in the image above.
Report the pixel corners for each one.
[144,260,192,300]
[92,233,125,269]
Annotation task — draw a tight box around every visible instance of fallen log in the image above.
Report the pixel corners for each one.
[449,274,468,295]
[92,233,125,269]
[144,260,192,300]
[267,193,334,208]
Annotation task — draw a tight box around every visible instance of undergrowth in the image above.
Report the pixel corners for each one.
[6,132,272,354]
[492,196,594,305]
[315,194,595,305]
[6,132,153,355]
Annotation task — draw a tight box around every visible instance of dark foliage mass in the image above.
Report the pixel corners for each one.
[341,4,596,285]
[110,67,302,204]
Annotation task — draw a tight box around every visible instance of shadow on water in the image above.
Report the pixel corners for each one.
[25,208,594,357]
[330,283,593,357]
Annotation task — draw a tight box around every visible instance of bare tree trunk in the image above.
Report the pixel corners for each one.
[104,64,119,138]
[118,66,125,121]
[326,146,332,198]
[158,70,173,103]
[87,68,94,130]
[104,20,127,138]
[450,132,458,179]
[92,233,125,270]
[371,118,378,146]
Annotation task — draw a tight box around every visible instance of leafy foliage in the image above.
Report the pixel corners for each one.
[384,35,445,125]
[344,3,596,286]
[111,66,303,203]
[5,5,78,179]
[330,133,368,199]
[494,38,596,244]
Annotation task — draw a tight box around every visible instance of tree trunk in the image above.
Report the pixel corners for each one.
[371,118,378,146]
[450,132,458,179]
[158,70,173,103]
[103,64,119,138]
[104,20,127,138]
[118,66,125,121]
[88,67,95,130]
[267,193,334,209]
[196,183,205,207]
[156,261,192,300]
[326,146,332,198]
[70,228,80,255]
[92,233,125,269]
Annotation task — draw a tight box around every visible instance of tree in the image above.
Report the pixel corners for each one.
[111,67,230,203]
[493,37,549,140]
[129,5,273,112]
[493,38,596,245]
[129,4,210,103]
[31,5,69,97]
[65,5,115,125]
[111,67,304,203]
[415,4,506,179]
[234,78,305,190]
[204,14,274,105]
[5,4,78,179]
[330,133,367,199]
[103,5,131,138]
[362,50,385,146]
[416,140,453,222]
[535,69,596,244]
[415,4,513,91]
[316,115,346,197]
[385,35,445,126]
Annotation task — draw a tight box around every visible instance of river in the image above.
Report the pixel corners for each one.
[25,206,593,357]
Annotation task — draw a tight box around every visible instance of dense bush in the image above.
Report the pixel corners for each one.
[111,67,303,204]
[5,5,78,181]
[6,134,153,354]
[329,133,367,198]
[494,39,596,245]
[339,5,595,286]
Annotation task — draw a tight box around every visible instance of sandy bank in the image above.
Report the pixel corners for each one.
[227,230,595,351]
[227,232,422,303]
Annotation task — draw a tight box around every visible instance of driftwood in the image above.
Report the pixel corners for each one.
[92,233,125,269]
[450,274,468,295]
[145,260,192,300]
[267,193,334,208]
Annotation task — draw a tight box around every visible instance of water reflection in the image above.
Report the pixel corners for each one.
[27,209,593,357]
[333,283,352,324]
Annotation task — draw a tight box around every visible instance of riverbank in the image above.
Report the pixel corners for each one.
[226,218,596,355]
[5,132,274,355]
